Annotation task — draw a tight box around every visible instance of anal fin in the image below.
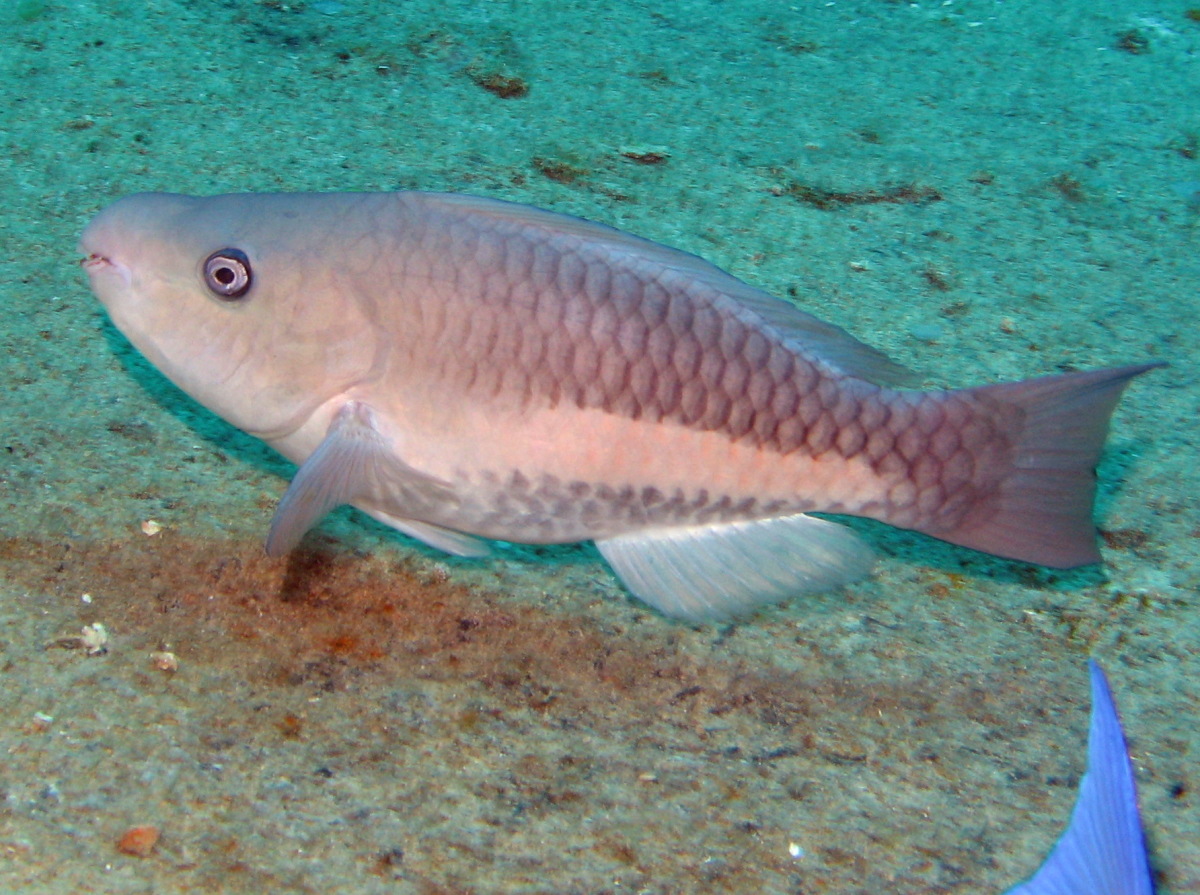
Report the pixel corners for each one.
[595,513,874,621]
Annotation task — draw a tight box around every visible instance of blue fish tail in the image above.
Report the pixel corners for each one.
[1005,660,1155,895]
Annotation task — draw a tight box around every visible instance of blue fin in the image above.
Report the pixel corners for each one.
[1004,660,1155,895]
[595,513,874,621]
[266,402,460,556]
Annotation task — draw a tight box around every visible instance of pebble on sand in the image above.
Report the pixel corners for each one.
[117,825,160,857]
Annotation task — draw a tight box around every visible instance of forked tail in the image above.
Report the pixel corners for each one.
[926,363,1162,567]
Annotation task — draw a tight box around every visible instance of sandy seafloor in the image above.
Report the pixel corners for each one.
[1,0,1197,892]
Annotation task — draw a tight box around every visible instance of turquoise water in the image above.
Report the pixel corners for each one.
[1,1,1196,892]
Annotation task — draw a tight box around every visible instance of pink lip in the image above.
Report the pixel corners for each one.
[80,249,132,291]
[81,252,111,273]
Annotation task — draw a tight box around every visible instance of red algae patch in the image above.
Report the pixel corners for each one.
[0,533,1102,892]
[3,533,1025,728]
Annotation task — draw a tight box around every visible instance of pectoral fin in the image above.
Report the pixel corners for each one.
[266,401,460,556]
[595,513,875,622]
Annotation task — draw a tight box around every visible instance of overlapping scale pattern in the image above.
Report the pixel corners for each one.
[400,203,1013,533]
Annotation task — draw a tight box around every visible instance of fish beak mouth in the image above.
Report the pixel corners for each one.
[78,242,132,297]
[80,251,112,273]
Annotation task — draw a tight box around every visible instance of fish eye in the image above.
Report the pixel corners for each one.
[203,248,252,300]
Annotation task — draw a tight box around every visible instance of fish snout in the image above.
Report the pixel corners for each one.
[79,245,133,298]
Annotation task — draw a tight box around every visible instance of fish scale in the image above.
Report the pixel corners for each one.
[421,209,857,458]
[81,190,1160,620]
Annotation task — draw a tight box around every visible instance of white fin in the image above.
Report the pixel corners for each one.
[366,509,491,558]
[595,513,874,621]
[266,401,457,556]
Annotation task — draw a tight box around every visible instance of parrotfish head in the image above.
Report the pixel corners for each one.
[80,192,380,441]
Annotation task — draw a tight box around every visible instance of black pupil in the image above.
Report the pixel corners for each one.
[204,248,251,299]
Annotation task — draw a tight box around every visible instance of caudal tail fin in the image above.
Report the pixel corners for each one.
[931,363,1162,567]
[1004,660,1155,895]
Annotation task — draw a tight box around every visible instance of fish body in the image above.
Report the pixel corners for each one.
[81,191,1157,619]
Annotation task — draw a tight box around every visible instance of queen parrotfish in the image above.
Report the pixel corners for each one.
[80,192,1160,620]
